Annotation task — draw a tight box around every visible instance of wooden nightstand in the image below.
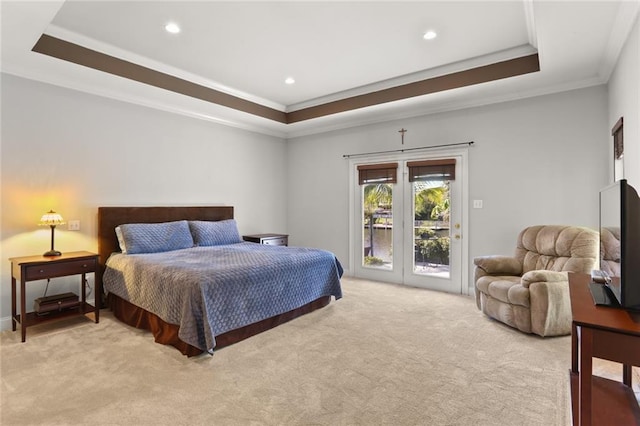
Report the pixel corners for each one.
[9,251,100,342]
[243,233,289,246]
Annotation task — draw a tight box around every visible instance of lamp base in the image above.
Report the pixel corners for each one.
[43,250,62,257]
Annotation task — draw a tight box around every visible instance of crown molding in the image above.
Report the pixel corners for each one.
[1,65,289,139]
[285,76,606,139]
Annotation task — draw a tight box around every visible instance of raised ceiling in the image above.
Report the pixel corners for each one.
[1,1,638,138]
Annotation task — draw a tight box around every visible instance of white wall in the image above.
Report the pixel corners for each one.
[0,74,288,325]
[287,86,610,290]
[608,14,639,188]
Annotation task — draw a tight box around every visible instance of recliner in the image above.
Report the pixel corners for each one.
[474,225,598,336]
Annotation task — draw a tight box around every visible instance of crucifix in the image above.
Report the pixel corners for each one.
[398,128,407,145]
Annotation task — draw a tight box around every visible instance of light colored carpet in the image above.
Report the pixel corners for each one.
[1,277,637,425]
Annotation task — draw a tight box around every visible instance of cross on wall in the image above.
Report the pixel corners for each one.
[398,128,407,145]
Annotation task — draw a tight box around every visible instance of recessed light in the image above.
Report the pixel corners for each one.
[285,77,295,85]
[165,22,181,34]
[423,30,437,40]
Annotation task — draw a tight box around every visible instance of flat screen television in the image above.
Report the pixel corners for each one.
[590,179,640,311]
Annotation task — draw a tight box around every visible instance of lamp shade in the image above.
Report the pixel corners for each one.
[39,210,65,227]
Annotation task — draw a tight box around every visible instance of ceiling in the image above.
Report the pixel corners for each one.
[1,1,638,138]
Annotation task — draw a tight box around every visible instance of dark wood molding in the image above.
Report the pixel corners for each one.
[32,34,288,124]
[33,34,539,125]
[287,54,540,123]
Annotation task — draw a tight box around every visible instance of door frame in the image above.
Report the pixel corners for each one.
[347,148,470,295]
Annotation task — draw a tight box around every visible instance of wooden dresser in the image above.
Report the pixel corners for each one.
[568,272,640,425]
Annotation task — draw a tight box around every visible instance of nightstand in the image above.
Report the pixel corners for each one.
[9,251,100,342]
[243,233,288,246]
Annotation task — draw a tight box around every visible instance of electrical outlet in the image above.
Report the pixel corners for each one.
[68,220,80,231]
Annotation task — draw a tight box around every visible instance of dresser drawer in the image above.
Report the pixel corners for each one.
[262,237,288,246]
[25,258,97,280]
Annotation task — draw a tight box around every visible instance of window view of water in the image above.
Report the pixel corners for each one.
[363,228,393,264]
[363,226,450,276]
[362,180,451,277]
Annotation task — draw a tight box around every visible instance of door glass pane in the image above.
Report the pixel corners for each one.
[362,183,393,270]
[413,180,450,277]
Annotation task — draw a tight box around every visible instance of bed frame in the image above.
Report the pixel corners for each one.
[97,206,330,356]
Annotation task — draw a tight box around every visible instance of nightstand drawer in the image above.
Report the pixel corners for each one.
[262,237,287,246]
[25,258,96,280]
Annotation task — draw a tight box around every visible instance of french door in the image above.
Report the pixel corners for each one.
[351,152,467,294]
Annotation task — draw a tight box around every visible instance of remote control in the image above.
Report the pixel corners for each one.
[591,269,609,284]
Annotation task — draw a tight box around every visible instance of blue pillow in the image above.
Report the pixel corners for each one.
[115,220,194,254]
[189,219,242,246]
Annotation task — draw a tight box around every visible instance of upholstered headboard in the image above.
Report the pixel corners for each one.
[97,206,234,281]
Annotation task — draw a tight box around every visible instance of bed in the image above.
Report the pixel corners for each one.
[97,206,342,356]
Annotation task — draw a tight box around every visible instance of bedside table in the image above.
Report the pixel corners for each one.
[9,251,100,342]
[243,233,288,246]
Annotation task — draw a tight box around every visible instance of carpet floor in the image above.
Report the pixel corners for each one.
[1,277,637,425]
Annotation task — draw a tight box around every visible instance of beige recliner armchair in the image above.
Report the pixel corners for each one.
[474,225,598,336]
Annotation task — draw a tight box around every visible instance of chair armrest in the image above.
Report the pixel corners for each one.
[526,276,572,336]
[473,256,522,276]
[521,270,568,288]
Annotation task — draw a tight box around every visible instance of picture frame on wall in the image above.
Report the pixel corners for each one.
[612,117,623,182]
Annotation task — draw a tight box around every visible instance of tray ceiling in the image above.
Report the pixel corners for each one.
[1,1,637,137]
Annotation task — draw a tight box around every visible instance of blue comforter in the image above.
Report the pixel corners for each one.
[103,242,343,352]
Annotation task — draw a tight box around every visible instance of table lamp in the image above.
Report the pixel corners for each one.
[39,210,65,256]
